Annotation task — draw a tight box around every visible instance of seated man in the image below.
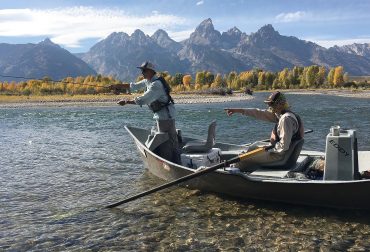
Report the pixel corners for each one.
[224,91,304,171]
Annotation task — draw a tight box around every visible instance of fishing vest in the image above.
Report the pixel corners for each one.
[148,76,175,117]
[270,111,303,146]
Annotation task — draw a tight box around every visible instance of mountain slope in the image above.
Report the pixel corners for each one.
[0,39,96,81]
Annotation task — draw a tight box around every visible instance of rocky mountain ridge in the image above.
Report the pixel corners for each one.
[0,38,96,82]
[80,18,370,80]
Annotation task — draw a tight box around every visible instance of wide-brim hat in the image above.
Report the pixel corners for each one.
[137,61,156,72]
[264,91,286,106]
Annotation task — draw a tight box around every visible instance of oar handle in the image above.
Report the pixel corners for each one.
[105,147,265,208]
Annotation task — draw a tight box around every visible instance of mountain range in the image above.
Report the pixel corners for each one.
[0,38,96,82]
[1,18,370,82]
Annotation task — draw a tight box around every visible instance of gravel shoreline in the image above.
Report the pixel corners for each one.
[0,90,369,108]
[0,93,254,108]
[283,89,370,98]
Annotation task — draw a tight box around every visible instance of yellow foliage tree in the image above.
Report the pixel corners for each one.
[194,83,202,90]
[182,75,192,86]
[211,73,223,88]
[333,66,344,87]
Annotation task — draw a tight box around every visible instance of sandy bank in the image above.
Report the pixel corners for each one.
[1,89,369,108]
[282,89,370,99]
[0,93,254,108]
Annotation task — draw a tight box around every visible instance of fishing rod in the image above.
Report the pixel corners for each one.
[0,73,120,89]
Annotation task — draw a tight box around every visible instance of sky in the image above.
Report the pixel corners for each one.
[0,0,369,53]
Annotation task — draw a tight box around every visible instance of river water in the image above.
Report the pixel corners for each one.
[1,93,370,251]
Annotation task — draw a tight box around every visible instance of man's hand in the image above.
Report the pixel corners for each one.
[117,99,132,106]
[117,99,127,106]
[264,145,274,151]
[224,108,239,116]
[117,99,135,106]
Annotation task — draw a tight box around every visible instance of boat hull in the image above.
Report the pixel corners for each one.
[127,126,370,210]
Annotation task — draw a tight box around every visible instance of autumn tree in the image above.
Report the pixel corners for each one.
[317,66,326,86]
[257,71,266,87]
[278,68,290,89]
[291,66,303,86]
[205,71,215,86]
[305,65,318,87]
[195,71,206,85]
[227,71,237,89]
[327,68,335,87]
[333,66,344,87]
[173,73,184,86]
[300,67,308,88]
[265,72,276,89]
[182,75,192,86]
[211,73,224,88]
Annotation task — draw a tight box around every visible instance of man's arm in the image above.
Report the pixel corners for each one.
[117,99,136,106]
[224,108,278,123]
[129,79,147,92]
[117,79,149,106]
[134,80,163,106]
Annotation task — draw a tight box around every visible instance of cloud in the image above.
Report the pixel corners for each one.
[0,7,186,48]
[167,29,194,42]
[196,0,204,6]
[309,37,370,48]
[275,11,307,23]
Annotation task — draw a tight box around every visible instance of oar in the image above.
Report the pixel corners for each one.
[105,147,265,208]
[243,129,313,146]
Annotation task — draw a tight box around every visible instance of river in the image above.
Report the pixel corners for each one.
[1,93,370,251]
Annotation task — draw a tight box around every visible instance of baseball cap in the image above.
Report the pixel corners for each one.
[263,91,286,106]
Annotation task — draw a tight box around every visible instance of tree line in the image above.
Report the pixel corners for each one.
[0,65,369,96]
[0,75,122,96]
[164,65,367,92]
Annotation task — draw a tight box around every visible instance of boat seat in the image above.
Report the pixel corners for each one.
[145,132,169,151]
[182,121,216,153]
[261,138,305,169]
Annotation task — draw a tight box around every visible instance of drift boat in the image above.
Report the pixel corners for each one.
[125,124,370,209]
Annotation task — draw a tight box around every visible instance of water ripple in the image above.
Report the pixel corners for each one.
[1,95,370,250]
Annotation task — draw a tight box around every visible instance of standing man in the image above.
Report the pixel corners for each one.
[224,91,304,170]
[118,61,179,163]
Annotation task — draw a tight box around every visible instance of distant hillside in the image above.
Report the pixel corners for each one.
[78,18,370,81]
[0,38,96,82]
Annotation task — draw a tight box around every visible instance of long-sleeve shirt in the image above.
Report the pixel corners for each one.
[130,76,175,120]
[240,108,299,154]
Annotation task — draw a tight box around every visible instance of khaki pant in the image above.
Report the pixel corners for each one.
[235,141,285,172]
[154,119,180,164]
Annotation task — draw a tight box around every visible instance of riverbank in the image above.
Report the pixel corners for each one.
[282,89,370,99]
[0,89,369,108]
[0,93,254,108]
